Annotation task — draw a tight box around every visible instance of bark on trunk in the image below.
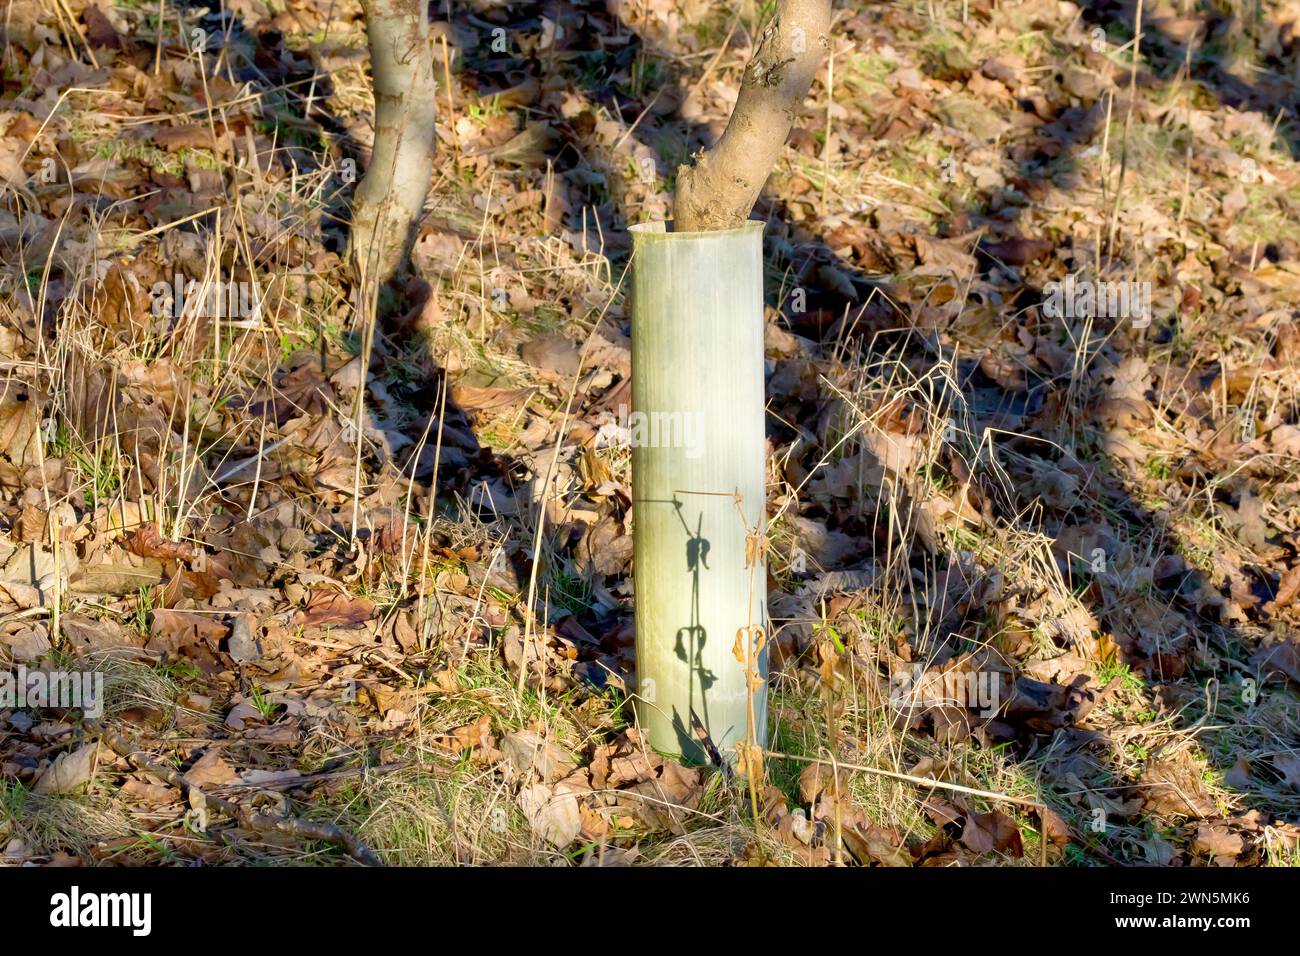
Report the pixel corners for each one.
[674,0,830,233]
[350,0,438,285]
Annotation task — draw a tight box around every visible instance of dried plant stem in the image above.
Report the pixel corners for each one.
[1105,0,1144,257]
[154,0,166,74]
[518,357,585,699]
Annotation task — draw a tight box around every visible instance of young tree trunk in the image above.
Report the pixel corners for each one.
[350,0,438,285]
[674,0,831,233]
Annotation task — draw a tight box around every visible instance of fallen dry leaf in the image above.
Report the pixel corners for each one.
[297,590,378,627]
[501,730,577,784]
[960,809,1024,857]
[184,750,237,788]
[1191,824,1244,859]
[518,783,582,847]
[34,743,99,795]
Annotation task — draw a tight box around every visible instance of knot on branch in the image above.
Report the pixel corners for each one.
[745,17,797,88]
[747,55,796,88]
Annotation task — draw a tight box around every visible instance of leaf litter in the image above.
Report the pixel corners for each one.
[1,0,1299,867]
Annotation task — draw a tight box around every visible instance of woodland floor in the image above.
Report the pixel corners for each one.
[2,0,1300,866]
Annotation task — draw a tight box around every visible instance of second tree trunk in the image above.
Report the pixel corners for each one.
[350,0,438,285]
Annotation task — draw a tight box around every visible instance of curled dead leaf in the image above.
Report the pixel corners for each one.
[297,590,378,627]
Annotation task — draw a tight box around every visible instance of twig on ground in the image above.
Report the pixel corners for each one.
[93,723,384,866]
[765,749,1047,810]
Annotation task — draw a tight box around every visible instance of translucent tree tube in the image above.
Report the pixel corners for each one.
[629,220,768,765]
